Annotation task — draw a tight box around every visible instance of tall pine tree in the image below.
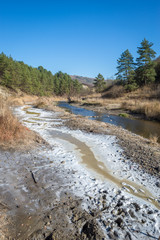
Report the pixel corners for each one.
[94,73,106,92]
[116,49,136,90]
[136,38,156,85]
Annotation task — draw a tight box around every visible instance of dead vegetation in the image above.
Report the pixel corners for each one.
[102,85,126,98]
[0,96,44,150]
[122,99,160,120]
[0,98,26,141]
[149,134,159,144]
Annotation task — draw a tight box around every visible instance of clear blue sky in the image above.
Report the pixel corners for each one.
[0,0,159,78]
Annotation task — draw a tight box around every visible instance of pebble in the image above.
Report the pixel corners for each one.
[155,182,160,188]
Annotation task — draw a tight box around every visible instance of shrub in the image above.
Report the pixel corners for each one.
[102,85,126,98]
[119,113,130,118]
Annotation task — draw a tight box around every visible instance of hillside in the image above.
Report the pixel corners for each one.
[70,75,95,86]
[70,75,115,87]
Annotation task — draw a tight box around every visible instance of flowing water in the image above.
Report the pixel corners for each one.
[58,101,160,142]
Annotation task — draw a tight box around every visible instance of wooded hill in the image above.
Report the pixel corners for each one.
[0,53,82,96]
[70,75,95,86]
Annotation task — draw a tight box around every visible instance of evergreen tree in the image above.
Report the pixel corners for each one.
[94,73,106,92]
[116,49,136,90]
[0,53,82,96]
[136,38,156,85]
[155,61,160,84]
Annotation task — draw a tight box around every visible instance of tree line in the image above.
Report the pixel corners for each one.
[0,53,82,96]
[94,39,160,93]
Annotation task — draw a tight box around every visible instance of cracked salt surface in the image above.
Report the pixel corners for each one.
[14,105,160,239]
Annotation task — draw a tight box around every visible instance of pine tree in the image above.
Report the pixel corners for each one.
[155,59,160,84]
[0,53,82,96]
[116,49,136,90]
[94,73,106,92]
[136,38,156,85]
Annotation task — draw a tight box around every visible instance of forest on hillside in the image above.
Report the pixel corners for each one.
[0,53,82,96]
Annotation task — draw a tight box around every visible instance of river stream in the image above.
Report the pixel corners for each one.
[58,101,160,142]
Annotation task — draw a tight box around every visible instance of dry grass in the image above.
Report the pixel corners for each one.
[122,100,160,120]
[0,97,43,149]
[8,95,39,106]
[125,85,160,100]
[149,134,159,144]
[0,98,29,142]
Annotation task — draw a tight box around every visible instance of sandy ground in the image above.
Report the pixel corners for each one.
[0,104,160,240]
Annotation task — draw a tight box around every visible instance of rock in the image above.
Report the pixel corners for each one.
[81,219,105,240]
[116,200,123,207]
[128,210,136,218]
[103,190,108,194]
[132,202,140,211]
[148,210,153,214]
[154,166,160,172]
[155,182,160,188]
[102,194,107,200]
[114,230,119,238]
[115,217,123,227]
[125,232,132,240]
[141,219,146,224]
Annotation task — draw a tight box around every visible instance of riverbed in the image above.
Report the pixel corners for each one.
[6,104,159,239]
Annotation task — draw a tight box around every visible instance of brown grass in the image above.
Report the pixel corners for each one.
[122,100,160,120]
[0,97,43,149]
[125,85,160,100]
[149,134,159,144]
[0,98,29,142]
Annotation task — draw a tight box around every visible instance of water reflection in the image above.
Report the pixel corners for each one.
[58,101,160,142]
